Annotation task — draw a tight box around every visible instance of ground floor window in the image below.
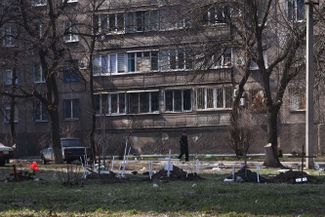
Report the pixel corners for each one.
[63,99,80,120]
[34,101,48,122]
[289,88,305,111]
[3,104,18,123]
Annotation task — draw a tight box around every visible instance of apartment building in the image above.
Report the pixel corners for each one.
[0,0,324,157]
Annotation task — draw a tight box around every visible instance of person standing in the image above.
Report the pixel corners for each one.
[178,132,189,161]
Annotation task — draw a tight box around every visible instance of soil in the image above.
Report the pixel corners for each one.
[226,168,320,184]
[271,170,319,184]
[227,168,267,183]
[152,165,202,181]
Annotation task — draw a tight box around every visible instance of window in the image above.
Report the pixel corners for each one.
[93,51,158,75]
[63,60,80,82]
[111,93,126,114]
[33,65,45,83]
[127,91,159,114]
[160,49,193,71]
[64,22,79,42]
[95,91,158,115]
[212,48,232,68]
[32,0,46,7]
[196,86,233,110]
[3,105,18,123]
[128,51,159,72]
[94,94,109,115]
[2,24,16,47]
[249,53,268,70]
[63,99,80,120]
[3,69,17,86]
[203,5,230,25]
[290,88,305,111]
[34,101,48,122]
[126,10,159,33]
[96,13,125,34]
[287,0,304,21]
[159,9,191,30]
[35,23,43,39]
[165,89,192,112]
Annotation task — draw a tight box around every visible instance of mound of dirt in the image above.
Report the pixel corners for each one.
[152,165,202,181]
[272,170,318,184]
[226,168,267,183]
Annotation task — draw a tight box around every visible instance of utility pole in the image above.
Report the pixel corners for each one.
[305,0,318,169]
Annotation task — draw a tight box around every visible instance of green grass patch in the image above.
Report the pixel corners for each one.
[1,174,325,217]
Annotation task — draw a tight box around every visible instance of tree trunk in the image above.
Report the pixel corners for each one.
[9,96,16,146]
[89,47,97,163]
[49,108,63,163]
[263,108,283,167]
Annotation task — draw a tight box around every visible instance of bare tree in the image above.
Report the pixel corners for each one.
[0,0,82,163]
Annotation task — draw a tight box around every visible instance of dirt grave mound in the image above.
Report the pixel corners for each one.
[226,168,267,183]
[272,170,319,184]
[152,165,202,181]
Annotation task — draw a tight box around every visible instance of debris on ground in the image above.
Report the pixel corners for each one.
[6,164,38,182]
[152,165,202,181]
[224,167,267,183]
[271,170,319,184]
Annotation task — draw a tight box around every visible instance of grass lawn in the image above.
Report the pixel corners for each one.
[0,164,325,217]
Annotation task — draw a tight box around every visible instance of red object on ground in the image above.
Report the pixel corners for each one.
[30,162,39,172]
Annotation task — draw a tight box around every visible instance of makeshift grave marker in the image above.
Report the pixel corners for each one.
[119,140,131,178]
[164,149,173,177]
[111,156,115,171]
[195,159,201,174]
[148,161,153,180]
[256,165,261,183]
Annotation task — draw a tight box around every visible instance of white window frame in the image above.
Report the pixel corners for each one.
[163,49,192,71]
[110,92,127,115]
[206,5,229,25]
[164,89,192,113]
[2,24,15,47]
[64,22,79,43]
[249,52,269,70]
[196,86,233,111]
[126,90,160,114]
[63,99,79,120]
[97,13,125,35]
[33,64,46,83]
[212,48,233,69]
[3,105,18,123]
[93,51,159,76]
[289,88,305,112]
[3,69,13,85]
[286,0,305,22]
[34,101,48,122]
